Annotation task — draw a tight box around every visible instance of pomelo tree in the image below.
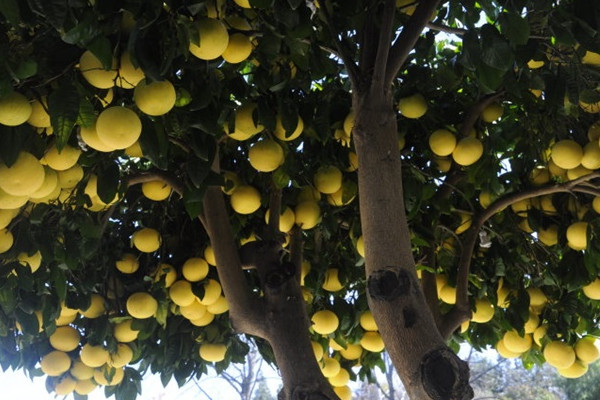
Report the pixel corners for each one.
[1,0,600,399]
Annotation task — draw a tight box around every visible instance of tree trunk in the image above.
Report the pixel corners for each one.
[352,90,473,400]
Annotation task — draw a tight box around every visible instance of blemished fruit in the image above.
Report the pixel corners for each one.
[230,185,261,214]
[274,115,304,141]
[329,368,350,387]
[113,319,140,343]
[126,292,158,319]
[116,51,145,89]
[551,140,583,169]
[222,33,253,63]
[398,93,428,119]
[27,96,50,128]
[199,343,227,362]
[566,221,588,251]
[182,257,209,282]
[360,331,385,352]
[429,129,457,156]
[314,165,343,194]
[79,50,117,89]
[54,376,77,395]
[40,351,72,376]
[248,139,284,172]
[452,137,484,166]
[49,326,81,352]
[132,227,161,252]
[311,310,339,335]
[80,294,106,318]
[471,298,495,323]
[169,280,196,307]
[142,180,172,201]
[80,344,110,368]
[322,268,343,292]
[96,106,142,150]
[294,201,321,230]
[115,253,139,274]
[80,123,113,152]
[189,18,229,60]
[43,144,81,171]
[503,330,533,353]
[583,278,600,299]
[0,91,32,126]
[0,152,45,196]
[359,311,378,331]
[134,80,176,116]
[481,102,503,122]
[320,357,341,378]
[94,365,125,386]
[544,341,576,369]
[198,279,222,305]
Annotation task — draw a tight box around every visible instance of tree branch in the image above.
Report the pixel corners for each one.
[371,0,397,94]
[458,91,505,137]
[421,251,441,328]
[385,0,442,85]
[267,186,282,239]
[439,172,600,339]
[289,226,303,283]
[426,21,467,36]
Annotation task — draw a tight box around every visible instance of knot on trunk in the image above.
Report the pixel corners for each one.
[278,384,336,400]
[421,347,473,400]
[367,268,410,301]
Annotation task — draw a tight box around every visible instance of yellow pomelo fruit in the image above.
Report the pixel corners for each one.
[294,201,321,230]
[274,114,304,141]
[142,180,172,201]
[580,98,600,113]
[132,227,161,252]
[455,212,472,234]
[582,50,600,66]
[18,250,42,272]
[80,123,113,152]
[116,51,145,89]
[134,80,176,116]
[109,343,134,368]
[199,343,227,362]
[189,18,229,60]
[320,357,341,378]
[49,326,81,352]
[527,287,548,307]
[80,293,106,319]
[189,310,215,327]
[567,165,592,180]
[524,311,540,334]
[566,221,588,251]
[334,385,352,400]
[328,338,343,352]
[329,368,350,387]
[70,360,94,380]
[180,299,207,320]
[428,129,457,156]
[248,139,284,172]
[558,359,588,378]
[297,186,321,202]
[339,343,363,360]
[198,279,222,305]
[538,224,558,246]
[96,87,114,107]
[113,320,139,343]
[54,376,77,395]
[0,152,45,196]
[127,292,158,319]
[347,151,358,172]
[529,166,550,185]
[43,144,81,171]
[496,338,522,358]
[481,103,503,122]
[57,165,84,189]
[359,311,377,331]
[360,331,385,352]
[74,379,97,395]
[398,93,427,119]
[533,325,547,346]
[80,344,110,368]
[94,365,125,386]
[221,171,241,195]
[40,350,72,376]
[588,121,600,140]
[396,0,417,14]
[0,91,32,126]
[0,208,19,229]
[581,141,600,169]
[169,280,196,307]
[115,253,139,274]
[311,310,339,335]
[471,298,495,323]
[206,295,228,314]
[439,285,457,304]
[96,106,142,150]
[79,50,117,89]
[300,260,311,285]
[503,331,533,353]
[265,206,295,233]
[222,33,253,64]
[230,185,261,214]
[311,341,324,361]
[233,102,264,138]
[125,141,143,157]
[551,140,583,169]
[575,337,600,364]
[233,0,251,8]
[314,165,343,194]
[452,137,484,166]
[342,111,354,136]
[154,264,177,287]
[182,257,209,282]
[322,268,343,292]
[28,167,58,200]
[204,246,217,266]
[327,182,356,206]
[583,278,600,299]
[356,235,365,258]
[511,198,531,216]
[27,96,50,128]
[527,59,545,69]
[544,341,576,369]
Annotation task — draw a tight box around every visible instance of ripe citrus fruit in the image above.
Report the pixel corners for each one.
[503,330,532,353]
[74,379,97,395]
[265,206,296,233]
[537,224,558,246]
[327,182,356,206]
[57,165,83,189]
[80,293,106,319]
[96,106,142,150]
[180,299,207,320]
[79,50,117,89]
[125,141,144,157]
[329,368,350,387]
[334,386,352,400]
[398,93,428,119]
[294,201,321,230]
[311,310,339,335]
[94,365,125,386]
[314,165,343,194]
[182,257,209,282]
[527,287,548,307]
[524,311,540,333]
[227,102,264,140]
[206,295,229,314]
[141,180,172,201]
[40,350,72,376]
[452,137,483,166]
[222,33,253,64]
[311,341,324,361]
[204,246,216,266]
[233,0,251,7]
[189,311,215,327]
[17,250,42,272]
[527,59,545,69]
[429,129,457,156]
[248,139,284,172]
[558,359,588,378]
[544,341,576,369]
[533,325,547,346]
[360,331,385,352]
[581,141,600,169]
[115,253,139,274]
[109,343,134,368]
[496,338,522,358]
[356,235,365,258]
[116,51,145,89]
[132,227,161,252]
[126,292,158,319]
[43,144,81,171]
[0,151,45,196]
[70,360,94,380]
[80,123,113,152]
[27,96,50,128]
[439,285,457,304]
[359,311,377,331]
[198,279,222,305]
[583,278,600,299]
[189,18,229,60]
[471,298,494,323]
[80,343,110,368]
[274,114,304,141]
[153,263,177,288]
[551,140,583,169]
[113,319,139,343]
[322,268,343,292]
[575,337,600,363]
[54,376,76,395]
[49,326,81,352]
[134,79,176,116]
[0,91,32,126]
[320,357,341,378]
[199,343,227,362]
[566,221,588,251]
[481,103,503,122]
[169,280,196,307]
[339,343,363,360]
[230,185,261,214]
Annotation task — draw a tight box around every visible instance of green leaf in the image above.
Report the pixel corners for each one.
[39,0,69,30]
[480,24,514,71]
[14,308,39,335]
[48,83,80,150]
[183,187,205,219]
[96,161,121,204]
[61,12,102,46]
[186,156,209,189]
[76,97,96,128]
[139,117,169,169]
[0,0,21,26]
[13,60,37,80]
[500,13,530,46]
[87,36,115,71]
